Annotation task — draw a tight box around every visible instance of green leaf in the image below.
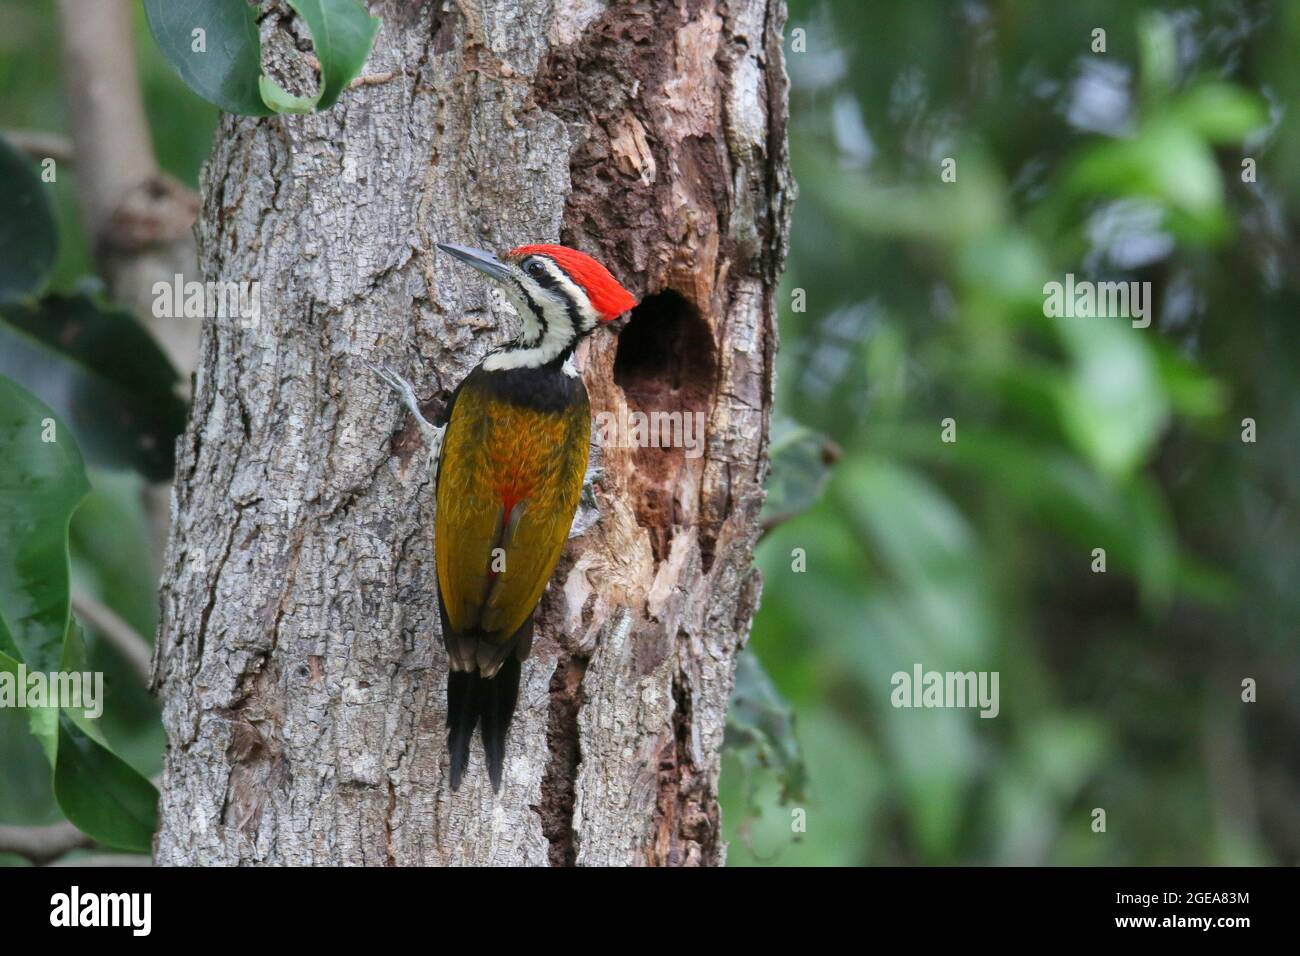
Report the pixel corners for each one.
[274,0,382,112]
[58,623,111,749]
[725,649,808,808]
[0,134,58,305]
[1151,341,1228,421]
[0,376,89,676]
[832,456,994,664]
[143,0,380,116]
[0,378,158,852]
[71,471,162,642]
[258,75,319,115]
[1051,313,1169,478]
[761,417,839,526]
[0,294,187,481]
[1067,119,1226,241]
[957,229,1052,310]
[0,642,56,764]
[836,457,977,587]
[143,0,271,117]
[0,379,86,764]
[1168,83,1269,144]
[0,647,21,681]
[54,717,157,854]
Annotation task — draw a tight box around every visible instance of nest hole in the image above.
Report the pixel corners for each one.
[611,291,717,562]
[613,290,716,412]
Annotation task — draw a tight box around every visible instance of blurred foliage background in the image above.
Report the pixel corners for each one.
[0,0,1296,865]
[725,0,1299,865]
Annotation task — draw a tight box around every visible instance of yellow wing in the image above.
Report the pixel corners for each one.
[434,369,590,651]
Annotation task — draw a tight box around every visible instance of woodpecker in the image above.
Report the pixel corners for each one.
[374,242,636,792]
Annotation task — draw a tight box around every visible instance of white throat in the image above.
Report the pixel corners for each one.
[481,285,575,371]
[479,254,600,373]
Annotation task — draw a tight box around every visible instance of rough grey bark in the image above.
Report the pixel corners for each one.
[153,0,791,866]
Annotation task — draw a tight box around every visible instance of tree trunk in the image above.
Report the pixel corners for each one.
[153,0,790,866]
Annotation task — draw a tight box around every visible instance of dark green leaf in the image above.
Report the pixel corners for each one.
[0,637,58,765]
[0,134,58,305]
[58,624,111,749]
[0,381,85,766]
[0,642,58,765]
[0,380,158,851]
[0,375,89,676]
[725,649,807,806]
[1151,341,1228,421]
[762,417,839,526]
[71,472,161,641]
[54,717,157,854]
[144,0,379,116]
[0,294,187,481]
[143,0,271,117]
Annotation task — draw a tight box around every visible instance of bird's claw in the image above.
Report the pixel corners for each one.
[369,359,444,477]
[369,362,417,408]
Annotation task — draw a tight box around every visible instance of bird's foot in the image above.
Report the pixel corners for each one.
[369,361,445,476]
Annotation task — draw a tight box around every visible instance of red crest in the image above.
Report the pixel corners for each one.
[509,244,637,322]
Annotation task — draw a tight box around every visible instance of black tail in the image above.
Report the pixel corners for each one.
[445,656,522,792]
[446,670,481,791]
[480,656,521,792]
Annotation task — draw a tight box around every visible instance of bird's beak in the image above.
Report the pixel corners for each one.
[436,242,512,282]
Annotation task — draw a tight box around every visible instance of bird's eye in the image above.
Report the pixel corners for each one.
[525,259,547,279]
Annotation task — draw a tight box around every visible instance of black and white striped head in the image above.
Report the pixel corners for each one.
[437,242,637,371]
